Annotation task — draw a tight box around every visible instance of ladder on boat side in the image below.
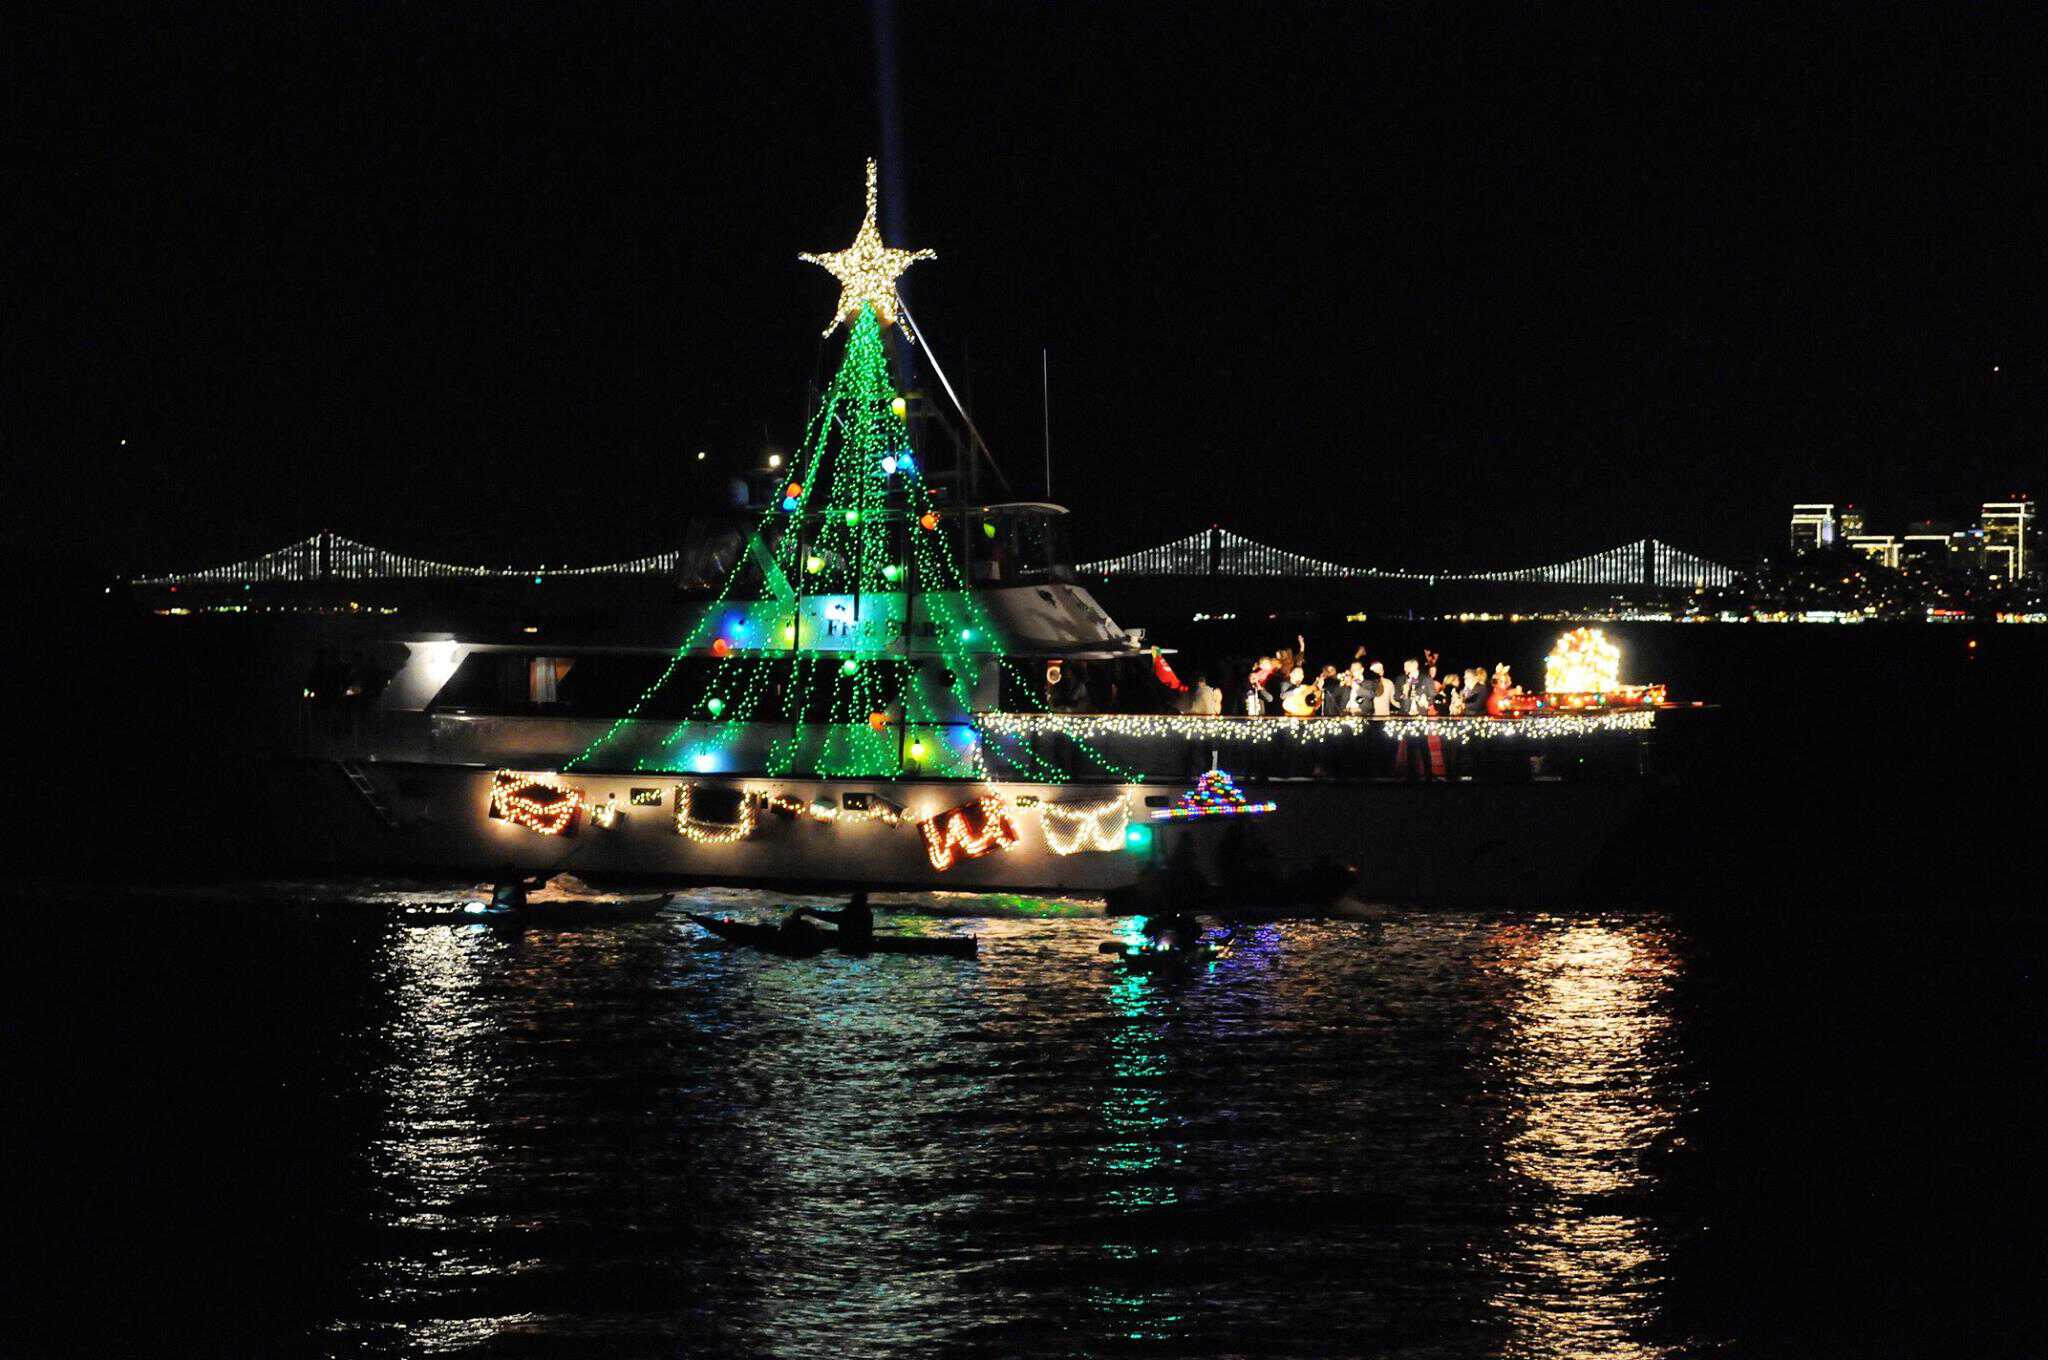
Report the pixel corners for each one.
[338,760,401,830]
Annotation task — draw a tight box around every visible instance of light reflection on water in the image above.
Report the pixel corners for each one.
[1476,921,1688,1359]
[300,891,1701,1357]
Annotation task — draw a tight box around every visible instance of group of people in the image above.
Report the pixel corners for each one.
[1221,639,1518,720]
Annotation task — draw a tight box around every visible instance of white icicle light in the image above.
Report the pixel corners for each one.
[975,711,1655,744]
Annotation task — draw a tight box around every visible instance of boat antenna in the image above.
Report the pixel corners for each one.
[1041,347,1052,500]
[899,302,1011,494]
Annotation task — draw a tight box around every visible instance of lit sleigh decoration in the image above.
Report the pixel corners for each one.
[489,770,585,836]
[920,795,1021,871]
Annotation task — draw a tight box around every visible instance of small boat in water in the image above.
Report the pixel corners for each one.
[397,893,673,926]
[686,911,978,959]
[1106,928,1236,973]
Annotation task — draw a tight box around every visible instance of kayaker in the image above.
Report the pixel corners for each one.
[490,868,552,912]
[1141,909,1202,952]
[788,890,875,949]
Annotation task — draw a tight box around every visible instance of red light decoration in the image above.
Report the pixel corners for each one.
[786,482,803,499]
[919,511,939,531]
[919,795,1020,871]
[489,769,585,836]
[1150,769,1276,821]
[711,637,732,657]
[868,710,890,732]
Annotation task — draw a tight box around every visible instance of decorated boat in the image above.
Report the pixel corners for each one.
[246,162,1681,905]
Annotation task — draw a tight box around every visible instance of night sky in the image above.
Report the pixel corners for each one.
[8,3,2043,577]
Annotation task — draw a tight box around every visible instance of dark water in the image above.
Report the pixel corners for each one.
[8,887,2043,1357]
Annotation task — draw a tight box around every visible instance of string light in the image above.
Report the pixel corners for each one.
[1150,769,1276,821]
[562,168,1136,789]
[1382,711,1655,742]
[629,788,664,806]
[751,788,910,826]
[489,770,584,836]
[674,784,759,843]
[977,711,1658,744]
[798,158,935,336]
[919,795,1020,870]
[590,794,621,829]
[1040,793,1129,854]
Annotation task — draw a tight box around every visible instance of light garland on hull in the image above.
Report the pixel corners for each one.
[1151,769,1276,821]
[489,770,584,836]
[977,711,1659,744]
[675,784,759,843]
[1039,793,1129,855]
[755,789,910,826]
[590,794,621,830]
[919,795,1021,871]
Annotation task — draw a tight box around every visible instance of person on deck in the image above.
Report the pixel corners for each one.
[1315,664,1344,716]
[1461,668,1489,715]
[1246,657,1280,715]
[1397,659,1435,715]
[1368,661,1394,717]
[1279,666,1318,717]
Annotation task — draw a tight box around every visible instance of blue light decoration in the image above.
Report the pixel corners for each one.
[1150,769,1277,821]
[1123,823,1154,851]
[895,451,915,475]
[689,750,721,774]
[782,495,800,512]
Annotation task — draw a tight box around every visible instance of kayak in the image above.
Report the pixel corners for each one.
[686,912,978,959]
[398,893,673,926]
[1111,931,1235,973]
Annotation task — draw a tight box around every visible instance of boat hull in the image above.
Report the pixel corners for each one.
[261,759,1648,905]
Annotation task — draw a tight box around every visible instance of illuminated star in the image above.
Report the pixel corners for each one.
[799,158,935,339]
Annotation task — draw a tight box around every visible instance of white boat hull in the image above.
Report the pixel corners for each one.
[263,760,1647,905]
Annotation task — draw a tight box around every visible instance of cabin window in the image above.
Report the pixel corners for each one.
[529,657,574,704]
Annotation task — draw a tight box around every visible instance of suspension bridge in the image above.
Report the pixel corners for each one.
[1077,527,1737,589]
[133,526,1738,592]
[131,531,682,586]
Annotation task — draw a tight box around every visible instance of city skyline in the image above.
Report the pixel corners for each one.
[1789,495,2035,578]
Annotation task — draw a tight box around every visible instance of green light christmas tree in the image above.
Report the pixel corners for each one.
[565,161,1127,785]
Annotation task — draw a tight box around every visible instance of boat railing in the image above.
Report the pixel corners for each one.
[974,710,1661,783]
[417,708,1662,783]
